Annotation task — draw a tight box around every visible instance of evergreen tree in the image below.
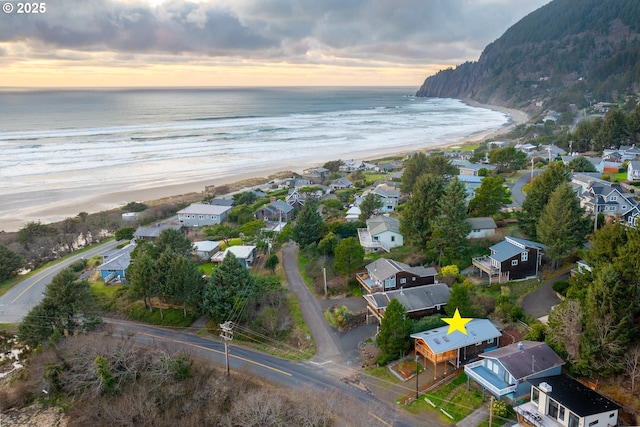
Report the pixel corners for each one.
[536,183,590,268]
[445,283,475,317]
[401,152,428,194]
[585,223,628,267]
[317,232,339,256]
[429,177,471,265]
[517,162,570,239]
[424,153,458,178]
[567,156,597,173]
[19,269,97,347]
[400,174,446,247]
[0,244,23,282]
[127,248,156,311]
[166,254,203,318]
[154,228,193,258]
[291,202,325,247]
[333,237,364,278]
[488,146,527,172]
[203,253,254,323]
[358,193,383,221]
[376,299,412,361]
[468,176,511,217]
[265,253,279,274]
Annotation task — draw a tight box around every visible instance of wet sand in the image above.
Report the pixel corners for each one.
[0,101,528,232]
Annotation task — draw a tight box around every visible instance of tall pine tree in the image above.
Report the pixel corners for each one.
[429,177,471,265]
[292,202,325,247]
[468,176,511,217]
[377,298,412,362]
[400,174,445,247]
[537,183,590,268]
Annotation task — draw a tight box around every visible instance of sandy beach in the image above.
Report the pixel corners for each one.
[0,101,528,233]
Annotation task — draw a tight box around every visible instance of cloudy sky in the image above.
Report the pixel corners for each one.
[0,0,551,87]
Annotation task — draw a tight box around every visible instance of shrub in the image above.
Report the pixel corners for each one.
[552,280,570,296]
[510,306,525,322]
[375,352,397,366]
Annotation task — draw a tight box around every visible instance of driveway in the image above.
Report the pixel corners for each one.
[509,169,542,207]
[521,268,570,321]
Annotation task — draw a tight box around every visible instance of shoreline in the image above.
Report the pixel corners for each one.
[0,101,529,232]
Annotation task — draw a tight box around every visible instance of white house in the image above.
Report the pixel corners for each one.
[357,215,403,252]
[177,203,232,227]
[515,375,620,427]
[627,160,640,182]
[193,241,220,260]
[372,183,401,212]
[211,245,257,267]
[466,217,497,239]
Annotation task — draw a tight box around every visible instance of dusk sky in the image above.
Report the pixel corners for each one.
[0,0,552,87]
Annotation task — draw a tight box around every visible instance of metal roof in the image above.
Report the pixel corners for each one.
[177,203,232,215]
[364,283,450,313]
[481,341,564,380]
[411,318,502,354]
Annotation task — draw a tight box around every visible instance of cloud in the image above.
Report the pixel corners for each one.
[0,0,551,66]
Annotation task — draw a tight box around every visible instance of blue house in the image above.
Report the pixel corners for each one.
[98,244,135,283]
[464,341,565,402]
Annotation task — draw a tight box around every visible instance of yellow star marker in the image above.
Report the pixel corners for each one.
[443,308,472,335]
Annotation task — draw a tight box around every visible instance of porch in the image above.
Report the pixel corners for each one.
[472,256,509,284]
[414,340,458,379]
[464,360,517,399]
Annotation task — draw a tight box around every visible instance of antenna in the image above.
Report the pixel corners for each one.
[532,355,535,373]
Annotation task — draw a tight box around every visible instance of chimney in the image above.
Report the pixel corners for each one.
[539,382,552,393]
[517,342,523,350]
[270,196,276,204]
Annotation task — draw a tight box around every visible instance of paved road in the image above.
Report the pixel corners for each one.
[521,269,568,321]
[509,169,542,207]
[282,242,346,367]
[0,239,122,323]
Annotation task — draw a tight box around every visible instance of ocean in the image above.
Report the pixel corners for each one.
[0,87,509,230]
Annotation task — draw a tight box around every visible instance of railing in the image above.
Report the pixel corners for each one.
[515,407,544,427]
[464,361,517,397]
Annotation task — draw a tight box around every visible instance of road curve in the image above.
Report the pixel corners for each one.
[0,239,122,324]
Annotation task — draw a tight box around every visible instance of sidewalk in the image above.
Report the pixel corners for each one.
[456,405,488,427]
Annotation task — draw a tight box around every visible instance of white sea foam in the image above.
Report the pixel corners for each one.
[0,89,509,229]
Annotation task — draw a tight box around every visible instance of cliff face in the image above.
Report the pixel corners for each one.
[416,0,640,111]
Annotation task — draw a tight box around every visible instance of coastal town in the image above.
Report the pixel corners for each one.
[2,99,640,426]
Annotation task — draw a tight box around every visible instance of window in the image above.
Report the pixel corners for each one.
[622,205,627,210]
[610,195,617,201]
[559,406,565,421]
[412,277,416,281]
[548,399,559,419]
[487,338,494,344]
[532,388,539,404]
[391,236,395,242]
[568,413,579,427]
[511,259,518,266]
[521,251,528,262]
[588,421,599,427]
[491,361,499,374]
[199,215,204,220]
[400,278,407,284]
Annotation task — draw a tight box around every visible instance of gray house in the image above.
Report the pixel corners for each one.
[364,283,449,323]
[177,203,232,227]
[472,236,546,283]
[464,341,565,402]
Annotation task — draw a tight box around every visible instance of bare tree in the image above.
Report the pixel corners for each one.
[623,344,640,393]
[547,299,583,361]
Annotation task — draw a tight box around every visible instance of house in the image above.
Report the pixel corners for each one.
[372,183,401,212]
[177,203,232,227]
[356,258,438,293]
[254,199,295,222]
[339,160,365,173]
[211,245,257,267]
[472,236,546,283]
[464,341,565,402]
[515,375,620,427]
[457,162,497,177]
[345,205,361,221]
[579,183,637,221]
[457,175,484,203]
[627,160,640,182]
[330,177,353,190]
[285,188,307,209]
[302,167,330,184]
[133,223,185,242]
[284,177,312,188]
[378,160,404,172]
[210,198,234,207]
[98,243,135,282]
[412,319,502,378]
[357,215,403,252]
[364,283,449,323]
[193,241,220,260]
[466,217,497,239]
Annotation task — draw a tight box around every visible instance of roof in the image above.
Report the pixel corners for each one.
[458,163,496,172]
[467,217,497,230]
[364,283,450,313]
[366,215,400,235]
[332,177,353,186]
[134,223,183,239]
[528,375,621,417]
[490,237,546,262]
[365,258,437,281]
[271,199,294,213]
[193,241,220,252]
[411,319,502,354]
[210,198,234,207]
[178,203,232,215]
[373,184,400,198]
[481,341,564,380]
[99,244,134,271]
[212,245,256,262]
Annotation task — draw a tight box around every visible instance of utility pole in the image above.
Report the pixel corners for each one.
[220,321,234,376]
[323,267,327,297]
[415,355,419,399]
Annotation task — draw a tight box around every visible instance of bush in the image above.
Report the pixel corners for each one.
[552,280,570,296]
[70,259,86,272]
[122,202,148,212]
[115,226,136,241]
[375,352,397,366]
[510,306,525,322]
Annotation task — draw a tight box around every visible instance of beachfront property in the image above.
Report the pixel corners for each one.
[412,319,502,378]
[515,375,620,427]
[357,215,403,253]
[211,245,257,267]
[472,236,546,284]
[177,203,232,227]
[356,258,437,293]
[98,243,135,283]
[363,283,449,323]
[464,341,564,402]
[302,167,330,184]
[466,217,497,239]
